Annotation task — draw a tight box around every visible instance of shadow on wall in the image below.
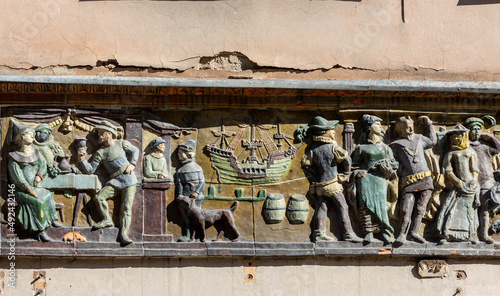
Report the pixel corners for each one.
[458,0,500,5]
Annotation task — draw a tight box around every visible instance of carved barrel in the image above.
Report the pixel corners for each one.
[262,193,286,224]
[286,194,309,224]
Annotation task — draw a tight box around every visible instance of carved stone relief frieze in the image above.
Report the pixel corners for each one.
[2,105,500,257]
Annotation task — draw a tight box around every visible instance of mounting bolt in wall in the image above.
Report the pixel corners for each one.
[244,262,256,284]
[455,270,467,280]
[31,272,46,296]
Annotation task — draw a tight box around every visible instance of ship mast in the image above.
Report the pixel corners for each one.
[273,118,284,152]
[241,119,263,163]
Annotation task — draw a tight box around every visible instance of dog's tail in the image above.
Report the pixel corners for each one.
[230,201,239,212]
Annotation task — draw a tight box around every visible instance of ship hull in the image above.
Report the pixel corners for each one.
[207,146,294,185]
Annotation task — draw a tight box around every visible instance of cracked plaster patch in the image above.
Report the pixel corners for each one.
[195,52,257,72]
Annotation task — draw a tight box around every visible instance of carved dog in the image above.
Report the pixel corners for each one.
[177,195,240,242]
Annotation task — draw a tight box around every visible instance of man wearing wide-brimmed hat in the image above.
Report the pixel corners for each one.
[294,116,362,243]
[464,116,500,244]
[78,120,139,245]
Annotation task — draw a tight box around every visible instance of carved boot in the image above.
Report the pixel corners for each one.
[37,231,52,242]
[92,218,113,230]
[381,232,395,244]
[363,232,373,244]
[177,236,190,243]
[119,215,133,245]
[479,212,494,244]
[408,232,426,244]
[344,232,363,243]
[481,235,495,244]
[408,203,427,244]
[393,235,406,247]
[120,231,133,245]
[314,230,335,242]
[52,221,63,228]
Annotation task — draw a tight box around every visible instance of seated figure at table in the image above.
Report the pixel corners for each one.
[33,123,80,176]
[7,120,62,242]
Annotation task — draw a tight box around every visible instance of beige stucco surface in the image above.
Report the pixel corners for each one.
[1,0,499,80]
[1,257,500,295]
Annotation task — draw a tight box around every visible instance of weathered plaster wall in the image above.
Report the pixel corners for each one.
[1,0,499,80]
[1,257,500,295]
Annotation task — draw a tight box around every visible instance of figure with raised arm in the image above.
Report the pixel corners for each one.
[78,121,139,245]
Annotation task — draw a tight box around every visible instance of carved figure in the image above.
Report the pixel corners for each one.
[177,195,240,242]
[77,121,139,245]
[423,127,447,222]
[352,115,398,244]
[294,116,362,242]
[7,120,61,242]
[390,116,437,246]
[33,124,64,165]
[436,124,480,244]
[33,123,80,175]
[174,139,205,242]
[33,124,64,176]
[464,116,500,244]
[143,137,169,179]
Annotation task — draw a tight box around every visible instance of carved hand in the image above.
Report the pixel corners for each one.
[456,179,464,189]
[158,173,167,179]
[125,164,135,174]
[191,192,199,199]
[33,175,42,186]
[77,147,87,162]
[417,115,432,126]
[356,170,367,179]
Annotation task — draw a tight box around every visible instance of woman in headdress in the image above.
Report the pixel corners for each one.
[436,124,480,244]
[7,120,61,242]
[352,115,398,244]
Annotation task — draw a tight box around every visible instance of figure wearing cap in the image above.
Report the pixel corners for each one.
[464,116,500,244]
[436,124,480,244]
[33,124,64,166]
[174,139,205,241]
[352,115,398,244]
[294,116,362,243]
[7,119,61,242]
[143,137,170,180]
[77,120,139,245]
[389,115,436,247]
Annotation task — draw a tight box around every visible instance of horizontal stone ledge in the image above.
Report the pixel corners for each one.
[1,76,500,94]
[2,240,499,258]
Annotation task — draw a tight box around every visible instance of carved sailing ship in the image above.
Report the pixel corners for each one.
[206,119,300,185]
